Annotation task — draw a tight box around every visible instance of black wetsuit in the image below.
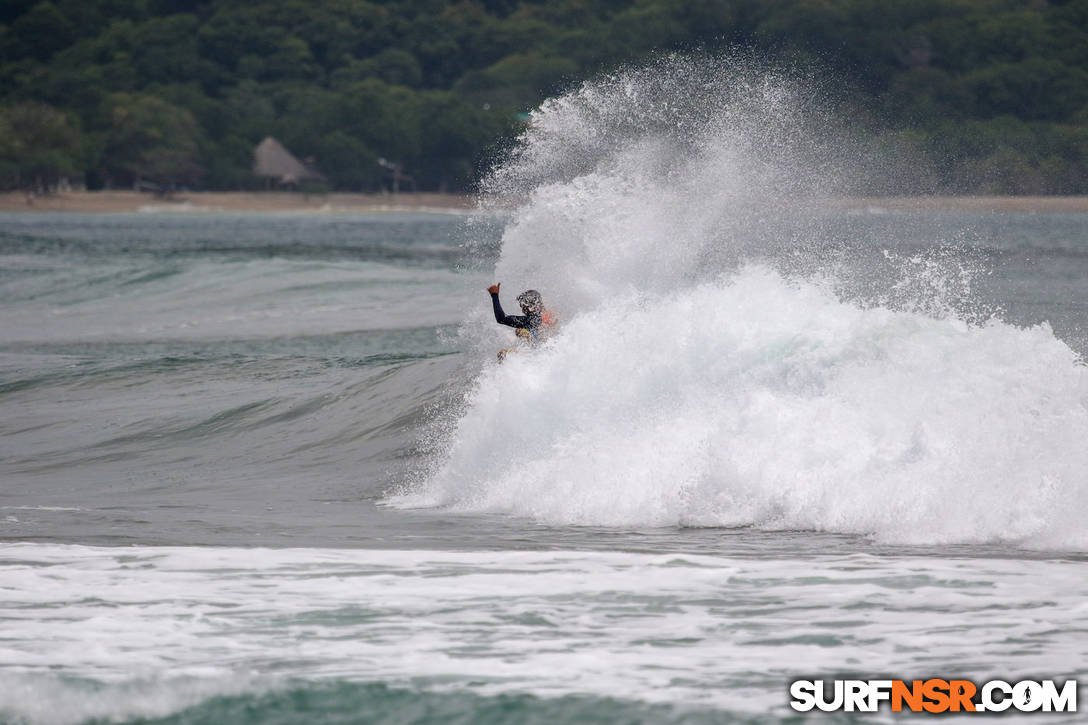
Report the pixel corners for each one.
[491,292,544,345]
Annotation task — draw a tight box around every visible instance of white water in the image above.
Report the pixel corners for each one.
[397,59,1088,550]
[3,544,1086,725]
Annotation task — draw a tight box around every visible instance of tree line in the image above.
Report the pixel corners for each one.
[1,0,1086,194]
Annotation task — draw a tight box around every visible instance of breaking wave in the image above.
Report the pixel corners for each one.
[393,56,1088,549]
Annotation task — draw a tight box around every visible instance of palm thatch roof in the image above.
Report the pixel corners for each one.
[253,137,325,184]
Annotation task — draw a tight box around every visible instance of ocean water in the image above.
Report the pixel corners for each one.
[3,62,1088,724]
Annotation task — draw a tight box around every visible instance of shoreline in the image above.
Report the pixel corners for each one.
[2,190,1088,214]
[0,191,478,215]
[829,196,1088,213]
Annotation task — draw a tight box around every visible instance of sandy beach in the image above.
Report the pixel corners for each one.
[832,196,1088,213]
[0,191,477,214]
[3,190,1088,214]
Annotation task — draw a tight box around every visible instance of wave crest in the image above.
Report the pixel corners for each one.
[398,57,1088,549]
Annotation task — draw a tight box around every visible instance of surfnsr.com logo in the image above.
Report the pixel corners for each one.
[789,679,1077,713]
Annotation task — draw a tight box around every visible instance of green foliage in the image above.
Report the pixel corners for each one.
[6,2,77,61]
[0,101,83,190]
[102,92,204,187]
[1,0,1086,192]
[313,131,381,190]
[455,53,579,111]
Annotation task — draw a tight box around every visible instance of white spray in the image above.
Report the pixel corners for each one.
[395,57,1088,549]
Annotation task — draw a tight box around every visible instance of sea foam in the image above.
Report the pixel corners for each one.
[396,57,1088,549]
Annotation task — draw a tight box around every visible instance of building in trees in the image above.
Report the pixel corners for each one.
[253,137,325,188]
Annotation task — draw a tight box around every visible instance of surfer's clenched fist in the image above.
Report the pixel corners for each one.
[487,282,501,294]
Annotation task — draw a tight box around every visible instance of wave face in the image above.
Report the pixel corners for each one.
[0,212,484,547]
[396,58,1088,549]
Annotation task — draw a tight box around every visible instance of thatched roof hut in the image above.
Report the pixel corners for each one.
[253,137,325,185]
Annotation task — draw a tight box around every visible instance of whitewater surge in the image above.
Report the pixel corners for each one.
[395,57,1088,549]
[401,266,1088,546]
[4,544,1087,725]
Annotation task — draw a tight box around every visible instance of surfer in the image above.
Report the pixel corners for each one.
[487,282,556,360]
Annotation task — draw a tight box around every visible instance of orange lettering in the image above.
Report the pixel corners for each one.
[948,680,976,712]
[892,680,924,712]
[922,679,951,713]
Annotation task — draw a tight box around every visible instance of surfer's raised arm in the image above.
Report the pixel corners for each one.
[488,282,529,329]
